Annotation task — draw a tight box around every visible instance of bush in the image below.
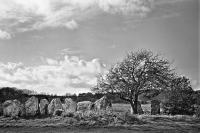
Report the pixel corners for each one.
[53,109,63,116]
[163,89,194,115]
[163,77,195,115]
[195,106,200,118]
[64,117,77,125]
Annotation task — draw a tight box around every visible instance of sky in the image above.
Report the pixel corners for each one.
[0,0,199,95]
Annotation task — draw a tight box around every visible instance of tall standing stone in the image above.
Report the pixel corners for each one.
[39,99,49,116]
[62,98,77,113]
[151,100,160,115]
[94,96,112,110]
[48,98,63,115]
[25,96,39,116]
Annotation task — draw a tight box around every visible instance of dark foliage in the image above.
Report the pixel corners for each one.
[0,87,128,105]
[0,87,29,103]
[163,76,195,115]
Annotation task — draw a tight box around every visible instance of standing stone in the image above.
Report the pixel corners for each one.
[62,98,77,113]
[151,100,160,115]
[160,102,164,114]
[77,101,94,111]
[48,98,63,116]
[94,96,112,110]
[3,100,24,118]
[39,99,49,116]
[25,96,39,116]
[137,102,144,114]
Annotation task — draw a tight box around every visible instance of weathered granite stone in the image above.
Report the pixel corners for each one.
[25,96,39,116]
[62,98,77,113]
[39,99,49,116]
[77,101,94,111]
[94,96,112,110]
[151,100,160,115]
[3,100,24,118]
[48,98,63,115]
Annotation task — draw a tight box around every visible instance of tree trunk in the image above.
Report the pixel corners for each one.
[134,94,138,114]
[130,94,139,114]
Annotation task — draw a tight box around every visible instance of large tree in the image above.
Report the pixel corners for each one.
[94,49,175,114]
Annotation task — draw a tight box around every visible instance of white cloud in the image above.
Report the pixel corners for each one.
[0,30,11,40]
[0,0,153,39]
[61,48,82,55]
[191,79,200,90]
[0,54,107,95]
[65,20,79,30]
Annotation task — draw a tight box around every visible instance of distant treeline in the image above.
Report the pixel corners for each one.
[0,87,127,104]
[1,87,200,105]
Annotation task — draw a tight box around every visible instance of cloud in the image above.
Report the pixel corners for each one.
[154,0,190,6]
[0,0,154,39]
[0,54,107,95]
[61,48,82,55]
[191,79,200,90]
[65,20,79,30]
[109,44,118,49]
[0,30,11,40]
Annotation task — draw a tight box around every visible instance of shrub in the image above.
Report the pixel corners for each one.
[163,77,195,115]
[53,109,63,116]
[64,117,77,125]
[195,106,200,118]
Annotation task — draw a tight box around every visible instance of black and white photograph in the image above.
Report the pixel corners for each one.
[0,0,199,132]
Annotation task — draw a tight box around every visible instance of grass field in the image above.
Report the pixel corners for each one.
[0,103,199,133]
[112,103,151,114]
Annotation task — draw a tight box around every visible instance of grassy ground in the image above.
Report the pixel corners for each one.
[0,104,199,133]
[112,103,151,114]
[0,126,184,133]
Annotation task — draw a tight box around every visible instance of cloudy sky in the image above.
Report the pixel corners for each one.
[0,0,199,95]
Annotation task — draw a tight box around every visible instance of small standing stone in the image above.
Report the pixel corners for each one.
[137,102,144,114]
[151,100,160,115]
[77,101,94,111]
[39,99,49,116]
[94,96,112,110]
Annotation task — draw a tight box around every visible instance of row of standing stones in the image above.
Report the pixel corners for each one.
[0,96,113,118]
[0,95,166,118]
[1,96,199,118]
